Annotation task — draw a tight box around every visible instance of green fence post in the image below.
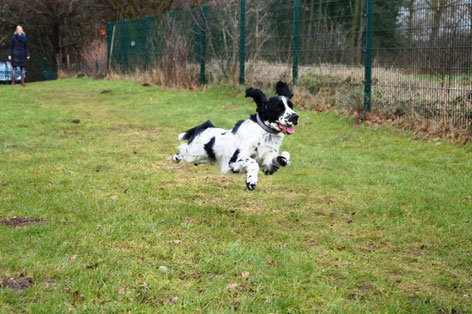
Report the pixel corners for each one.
[364,0,373,113]
[40,54,45,81]
[123,19,129,73]
[106,22,112,73]
[199,5,208,85]
[239,0,246,85]
[169,10,174,30]
[144,16,151,71]
[292,0,300,85]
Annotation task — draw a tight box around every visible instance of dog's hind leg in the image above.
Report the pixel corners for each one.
[172,153,183,163]
[228,149,259,190]
[173,143,208,164]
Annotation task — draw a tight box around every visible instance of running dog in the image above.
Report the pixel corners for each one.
[172,81,299,190]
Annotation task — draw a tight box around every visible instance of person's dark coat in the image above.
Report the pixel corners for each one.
[8,34,30,67]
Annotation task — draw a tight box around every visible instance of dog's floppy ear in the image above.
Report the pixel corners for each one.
[275,81,293,99]
[245,87,268,111]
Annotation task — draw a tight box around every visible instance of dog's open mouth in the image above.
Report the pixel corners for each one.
[277,123,295,135]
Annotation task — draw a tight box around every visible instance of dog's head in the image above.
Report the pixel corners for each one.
[245,81,298,135]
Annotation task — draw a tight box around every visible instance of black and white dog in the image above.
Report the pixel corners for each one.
[172,81,299,190]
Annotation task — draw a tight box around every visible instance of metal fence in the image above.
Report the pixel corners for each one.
[106,0,472,130]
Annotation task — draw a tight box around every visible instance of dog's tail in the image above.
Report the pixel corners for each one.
[178,120,216,142]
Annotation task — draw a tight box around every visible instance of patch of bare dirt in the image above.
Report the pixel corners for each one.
[1,276,34,291]
[0,217,45,228]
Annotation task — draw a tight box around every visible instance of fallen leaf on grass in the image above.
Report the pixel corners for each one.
[71,119,80,124]
[85,262,99,269]
[169,296,179,304]
[226,283,238,291]
[111,195,118,200]
[136,280,150,288]
[267,260,277,266]
[158,266,169,273]
[118,287,126,295]
[71,290,79,306]
[173,240,181,244]
[241,271,250,280]
[71,255,79,260]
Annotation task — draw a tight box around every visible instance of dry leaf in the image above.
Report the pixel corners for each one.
[226,283,238,291]
[158,266,169,272]
[241,271,250,280]
[169,296,179,304]
[136,280,150,288]
[173,240,181,244]
[86,262,99,269]
[71,255,79,260]
[71,290,79,306]
[111,195,118,200]
[267,259,277,266]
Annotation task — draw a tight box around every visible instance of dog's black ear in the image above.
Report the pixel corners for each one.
[245,87,267,110]
[275,81,293,99]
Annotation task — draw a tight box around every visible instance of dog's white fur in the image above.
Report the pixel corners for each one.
[172,82,298,190]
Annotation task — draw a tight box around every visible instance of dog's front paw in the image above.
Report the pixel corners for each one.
[246,181,257,191]
[276,156,288,167]
[276,151,290,167]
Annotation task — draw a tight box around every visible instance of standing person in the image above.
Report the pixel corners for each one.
[8,25,30,86]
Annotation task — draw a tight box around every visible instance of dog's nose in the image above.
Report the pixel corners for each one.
[289,113,299,125]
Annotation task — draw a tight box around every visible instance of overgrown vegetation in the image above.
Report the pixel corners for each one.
[1,79,471,312]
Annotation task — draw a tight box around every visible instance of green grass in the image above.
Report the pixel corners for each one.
[1,78,471,312]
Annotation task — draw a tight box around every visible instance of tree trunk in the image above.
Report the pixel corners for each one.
[406,0,416,47]
[348,0,361,65]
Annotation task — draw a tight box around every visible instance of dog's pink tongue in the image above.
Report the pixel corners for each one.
[280,124,295,134]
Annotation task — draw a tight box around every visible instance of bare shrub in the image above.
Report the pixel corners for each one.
[81,39,108,77]
[148,32,197,88]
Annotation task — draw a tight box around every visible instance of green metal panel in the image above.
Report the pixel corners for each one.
[292,0,300,85]
[239,0,246,85]
[364,0,373,113]
[144,16,151,71]
[123,20,129,72]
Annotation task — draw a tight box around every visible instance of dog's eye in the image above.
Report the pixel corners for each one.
[288,101,293,109]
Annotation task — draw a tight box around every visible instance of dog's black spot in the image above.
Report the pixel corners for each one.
[249,114,257,123]
[231,120,244,134]
[204,137,216,161]
[182,120,215,144]
[229,149,240,164]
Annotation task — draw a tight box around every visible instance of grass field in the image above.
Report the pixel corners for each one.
[1,78,471,312]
